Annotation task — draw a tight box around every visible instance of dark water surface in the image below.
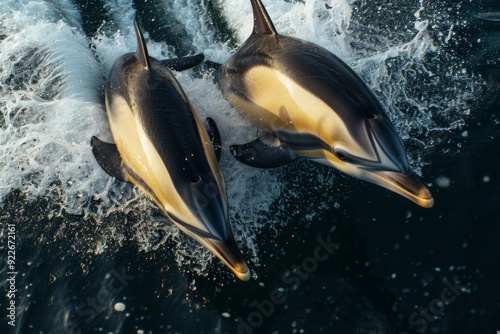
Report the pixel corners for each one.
[1,0,499,333]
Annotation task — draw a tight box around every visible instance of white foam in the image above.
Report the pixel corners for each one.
[0,4,109,215]
[170,0,233,61]
[219,0,355,59]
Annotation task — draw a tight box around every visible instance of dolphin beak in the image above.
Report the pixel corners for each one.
[367,170,434,208]
[204,236,251,281]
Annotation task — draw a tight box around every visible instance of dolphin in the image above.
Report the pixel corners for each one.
[214,0,433,208]
[91,20,250,281]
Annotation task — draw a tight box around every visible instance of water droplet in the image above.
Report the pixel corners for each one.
[436,176,451,188]
[114,303,126,312]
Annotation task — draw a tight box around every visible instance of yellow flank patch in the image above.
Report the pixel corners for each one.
[106,93,213,234]
[235,66,377,161]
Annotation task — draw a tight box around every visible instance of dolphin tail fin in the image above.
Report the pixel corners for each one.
[230,133,297,168]
[161,53,205,71]
[133,20,151,69]
[250,0,277,35]
[91,136,131,183]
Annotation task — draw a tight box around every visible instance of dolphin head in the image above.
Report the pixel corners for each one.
[190,172,250,281]
[167,163,251,281]
[324,113,434,208]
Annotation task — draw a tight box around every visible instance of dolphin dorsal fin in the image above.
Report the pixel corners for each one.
[250,0,277,35]
[133,20,151,69]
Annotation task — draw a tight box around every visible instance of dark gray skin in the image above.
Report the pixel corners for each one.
[92,21,250,280]
[214,0,433,208]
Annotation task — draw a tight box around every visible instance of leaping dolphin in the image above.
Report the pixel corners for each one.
[91,20,250,281]
[214,0,433,208]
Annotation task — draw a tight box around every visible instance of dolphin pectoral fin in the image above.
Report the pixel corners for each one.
[230,133,298,168]
[161,53,205,71]
[91,136,131,183]
[205,117,222,161]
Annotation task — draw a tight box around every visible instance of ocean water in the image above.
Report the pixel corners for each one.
[0,0,499,333]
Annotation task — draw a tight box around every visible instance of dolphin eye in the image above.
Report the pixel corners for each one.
[366,114,376,119]
[337,152,348,161]
[334,149,355,163]
[191,176,201,183]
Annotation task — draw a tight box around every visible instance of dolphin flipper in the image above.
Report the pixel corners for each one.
[91,136,130,183]
[205,117,221,161]
[161,53,205,71]
[230,133,298,168]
